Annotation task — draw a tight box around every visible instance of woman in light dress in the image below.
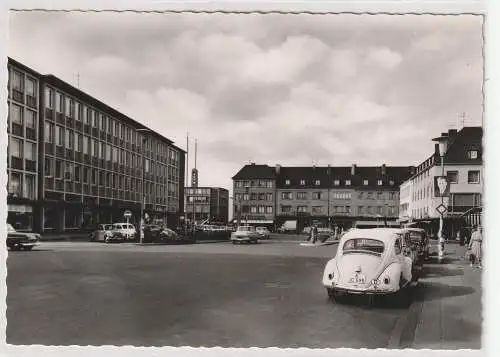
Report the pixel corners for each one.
[468,226,483,268]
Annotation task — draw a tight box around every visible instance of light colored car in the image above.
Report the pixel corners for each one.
[255,227,271,239]
[6,223,40,251]
[89,224,114,242]
[110,223,136,241]
[322,228,416,302]
[231,225,259,244]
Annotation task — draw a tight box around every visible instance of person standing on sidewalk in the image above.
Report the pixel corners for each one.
[468,225,483,268]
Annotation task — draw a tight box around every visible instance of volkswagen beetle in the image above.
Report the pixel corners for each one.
[322,228,415,301]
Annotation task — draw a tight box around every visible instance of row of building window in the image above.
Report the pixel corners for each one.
[9,104,37,129]
[8,69,37,97]
[45,87,179,163]
[238,206,274,214]
[234,180,274,189]
[447,170,481,184]
[43,159,178,197]
[283,179,396,186]
[45,123,179,172]
[9,138,37,161]
[235,193,273,202]
[280,205,396,215]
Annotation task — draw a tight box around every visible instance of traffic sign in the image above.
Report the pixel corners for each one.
[436,204,447,215]
[124,210,132,218]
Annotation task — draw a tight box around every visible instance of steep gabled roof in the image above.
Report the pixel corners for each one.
[232,164,277,180]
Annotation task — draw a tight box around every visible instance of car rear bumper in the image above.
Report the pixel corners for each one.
[329,286,397,295]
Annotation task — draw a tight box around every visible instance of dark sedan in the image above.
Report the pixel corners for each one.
[7,224,40,251]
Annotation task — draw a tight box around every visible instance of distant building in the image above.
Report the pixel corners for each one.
[7,57,186,233]
[231,163,414,231]
[399,127,483,236]
[185,187,229,224]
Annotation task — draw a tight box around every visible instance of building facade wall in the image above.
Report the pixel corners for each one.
[39,80,184,232]
[185,187,229,224]
[233,179,276,223]
[7,62,41,231]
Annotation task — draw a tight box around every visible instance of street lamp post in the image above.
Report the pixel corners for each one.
[433,134,449,263]
[136,128,150,244]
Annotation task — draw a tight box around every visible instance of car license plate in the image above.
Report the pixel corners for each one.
[349,274,366,284]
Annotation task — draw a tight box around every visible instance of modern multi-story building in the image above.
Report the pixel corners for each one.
[185,187,230,224]
[399,127,483,236]
[231,163,414,231]
[7,57,186,233]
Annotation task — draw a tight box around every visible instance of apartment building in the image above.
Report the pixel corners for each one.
[185,187,230,224]
[231,163,414,231]
[232,164,276,227]
[399,127,483,235]
[7,58,186,233]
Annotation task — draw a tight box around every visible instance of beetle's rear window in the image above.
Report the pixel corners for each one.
[342,238,385,254]
[409,232,424,242]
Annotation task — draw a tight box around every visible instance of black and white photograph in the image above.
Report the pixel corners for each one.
[3,3,490,353]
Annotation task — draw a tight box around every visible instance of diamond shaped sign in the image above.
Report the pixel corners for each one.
[436,204,448,215]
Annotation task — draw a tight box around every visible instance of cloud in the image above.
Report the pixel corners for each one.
[8,12,484,196]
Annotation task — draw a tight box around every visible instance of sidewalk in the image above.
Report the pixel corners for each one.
[40,232,90,241]
[411,243,482,349]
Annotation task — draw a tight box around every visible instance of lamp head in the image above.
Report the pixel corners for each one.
[432,135,448,156]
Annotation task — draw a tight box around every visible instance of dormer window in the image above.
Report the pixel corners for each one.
[377,180,383,186]
[315,180,320,186]
[334,179,340,186]
[300,180,305,185]
[285,179,290,185]
[345,180,351,186]
[467,150,478,159]
[363,179,369,186]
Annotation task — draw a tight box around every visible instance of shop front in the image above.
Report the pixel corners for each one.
[8,203,35,231]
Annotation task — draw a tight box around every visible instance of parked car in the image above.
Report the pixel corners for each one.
[317,228,334,242]
[322,228,417,302]
[256,227,271,239]
[231,225,260,244]
[278,220,297,233]
[404,228,430,262]
[7,223,40,251]
[110,223,136,241]
[142,224,164,242]
[89,224,114,242]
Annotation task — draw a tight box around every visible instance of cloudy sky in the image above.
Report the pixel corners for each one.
[8,12,483,193]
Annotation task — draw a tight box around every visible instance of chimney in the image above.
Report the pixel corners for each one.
[381,164,386,175]
[275,164,281,174]
[351,164,357,176]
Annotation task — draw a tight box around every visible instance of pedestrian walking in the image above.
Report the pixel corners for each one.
[312,225,318,244]
[467,226,483,268]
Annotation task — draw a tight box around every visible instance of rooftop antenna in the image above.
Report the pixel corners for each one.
[194,138,198,169]
[76,73,80,88]
[186,132,189,187]
[460,112,466,129]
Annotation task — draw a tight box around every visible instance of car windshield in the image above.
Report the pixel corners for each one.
[113,224,125,229]
[7,224,15,233]
[342,238,385,255]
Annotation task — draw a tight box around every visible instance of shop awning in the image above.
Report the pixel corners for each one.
[232,220,274,224]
